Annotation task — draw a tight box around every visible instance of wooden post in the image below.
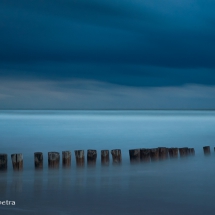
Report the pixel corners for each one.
[188,148,195,156]
[62,151,71,167]
[101,150,109,165]
[48,152,60,168]
[34,152,43,169]
[75,150,85,167]
[87,150,97,166]
[129,149,140,163]
[0,154,7,171]
[179,147,189,157]
[150,148,159,161]
[158,147,168,160]
[203,146,210,155]
[140,149,150,162]
[11,153,23,171]
[168,148,178,158]
[111,149,121,164]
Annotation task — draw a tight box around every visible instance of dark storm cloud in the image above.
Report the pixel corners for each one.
[0,0,215,88]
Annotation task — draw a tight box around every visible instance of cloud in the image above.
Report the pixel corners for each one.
[0,0,215,111]
[0,0,215,69]
[1,65,215,87]
[0,79,215,109]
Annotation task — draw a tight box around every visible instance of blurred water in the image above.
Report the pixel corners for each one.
[0,110,215,215]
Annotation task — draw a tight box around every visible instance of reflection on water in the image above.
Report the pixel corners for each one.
[1,111,215,214]
[0,172,7,195]
[0,157,215,214]
[61,169,73,190]
[10,173,23,193]
[34,171,43,195]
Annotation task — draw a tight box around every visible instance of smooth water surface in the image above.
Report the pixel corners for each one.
[0,111,215,215]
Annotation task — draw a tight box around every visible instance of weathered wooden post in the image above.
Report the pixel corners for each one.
[111,149,121,164]
[203,146,210,155]
[179,147,189,157]
[150,148,159,161]
[87,150,97,166]
[75,150,85,167]
[140,149,151,162]
[11,153,23,171]
[129,149,140,163]
[0,154,7,171]
[48,152,60,168]
[101,150,109,165]
[34,152,43,169]
[168,148,178,158]
[188,148,195,156]
[62,151,71,167]
[158,147,168,160]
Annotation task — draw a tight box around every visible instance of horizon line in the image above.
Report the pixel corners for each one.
[0,109,215,111]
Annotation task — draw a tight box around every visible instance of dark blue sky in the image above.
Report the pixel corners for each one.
[0,0,215,109]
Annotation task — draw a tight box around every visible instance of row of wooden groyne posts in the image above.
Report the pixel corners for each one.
[0,146,212,171]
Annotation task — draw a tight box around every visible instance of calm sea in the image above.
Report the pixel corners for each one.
[0,110,215,215]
